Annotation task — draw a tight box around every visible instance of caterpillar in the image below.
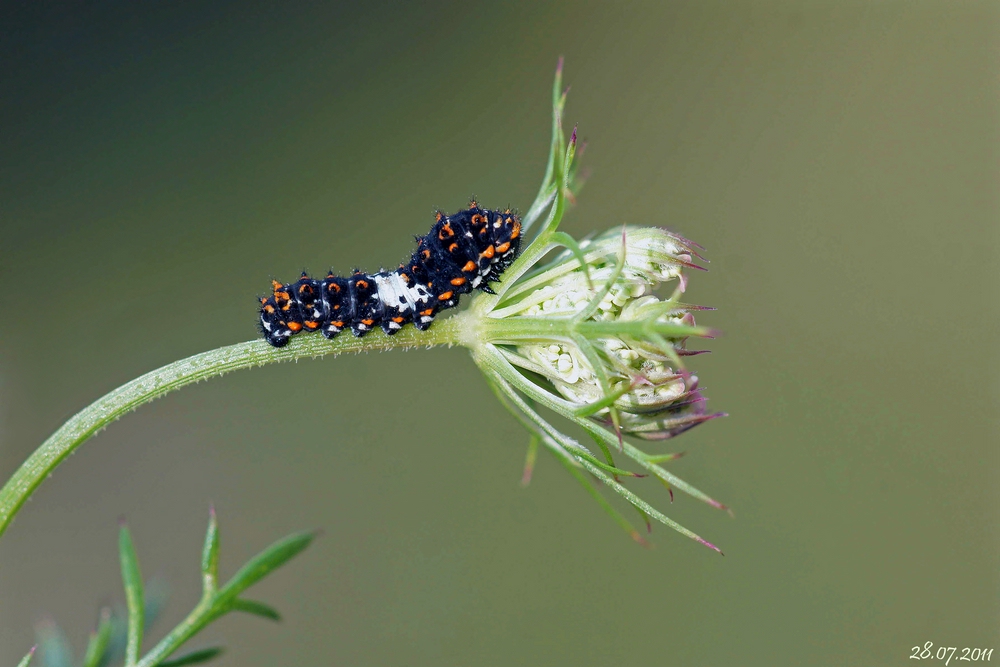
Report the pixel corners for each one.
[259,201,522,347]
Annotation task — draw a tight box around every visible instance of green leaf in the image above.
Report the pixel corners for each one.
[522,59,564,236]
[643,452,685,464]
[118,523,145,666]
[158,647,224,667]
[82,608,113,667]
[17,646,36,667]
[521,433,540,486]
[548,231,593,289]
[134,531,311,667]
[231,598,281,621]
[555,446,649,547]
[36,620,72,667]
[216,531,315,603]
[201,506,220,591]
[563,124,578,188]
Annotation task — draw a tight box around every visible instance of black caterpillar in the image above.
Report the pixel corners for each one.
[259,201,522,347]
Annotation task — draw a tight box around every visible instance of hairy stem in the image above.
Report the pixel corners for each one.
[0,318,463,541]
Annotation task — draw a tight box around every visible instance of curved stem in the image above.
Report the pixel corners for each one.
[0,318,463,541]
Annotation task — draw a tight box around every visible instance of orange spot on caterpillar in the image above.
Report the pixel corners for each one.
[483,245,495,259]
[287,322,303,332]
[438,291,454,301]
[361,318,374,326]
[496,242,510,253]
[462,260,477,272]
[305,321,319,329]
[450,277,466,286]
[448,243,458,253]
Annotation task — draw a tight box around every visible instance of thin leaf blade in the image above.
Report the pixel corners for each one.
[201,506,220,591]
[36,619,72,667]
[81,608,113,667]
[118,522,145,666]
[231,598,281,621]
[216,531,315,602]
[158,647,224,667]
[17,646,36,667]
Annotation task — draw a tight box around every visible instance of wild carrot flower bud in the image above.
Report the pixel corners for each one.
[458,222,727,551]
[494,227,722,442]
[450,62,728,551]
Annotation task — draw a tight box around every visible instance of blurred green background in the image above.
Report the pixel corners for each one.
[1,2,997,665]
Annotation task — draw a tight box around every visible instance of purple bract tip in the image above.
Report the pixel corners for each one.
[697,536,724,555]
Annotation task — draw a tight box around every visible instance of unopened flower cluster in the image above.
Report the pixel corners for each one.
[498,227,719,440]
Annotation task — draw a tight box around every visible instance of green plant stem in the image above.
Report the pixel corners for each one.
[0,318,463,541]
[134,592,214,667]
[136,528,312,667]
